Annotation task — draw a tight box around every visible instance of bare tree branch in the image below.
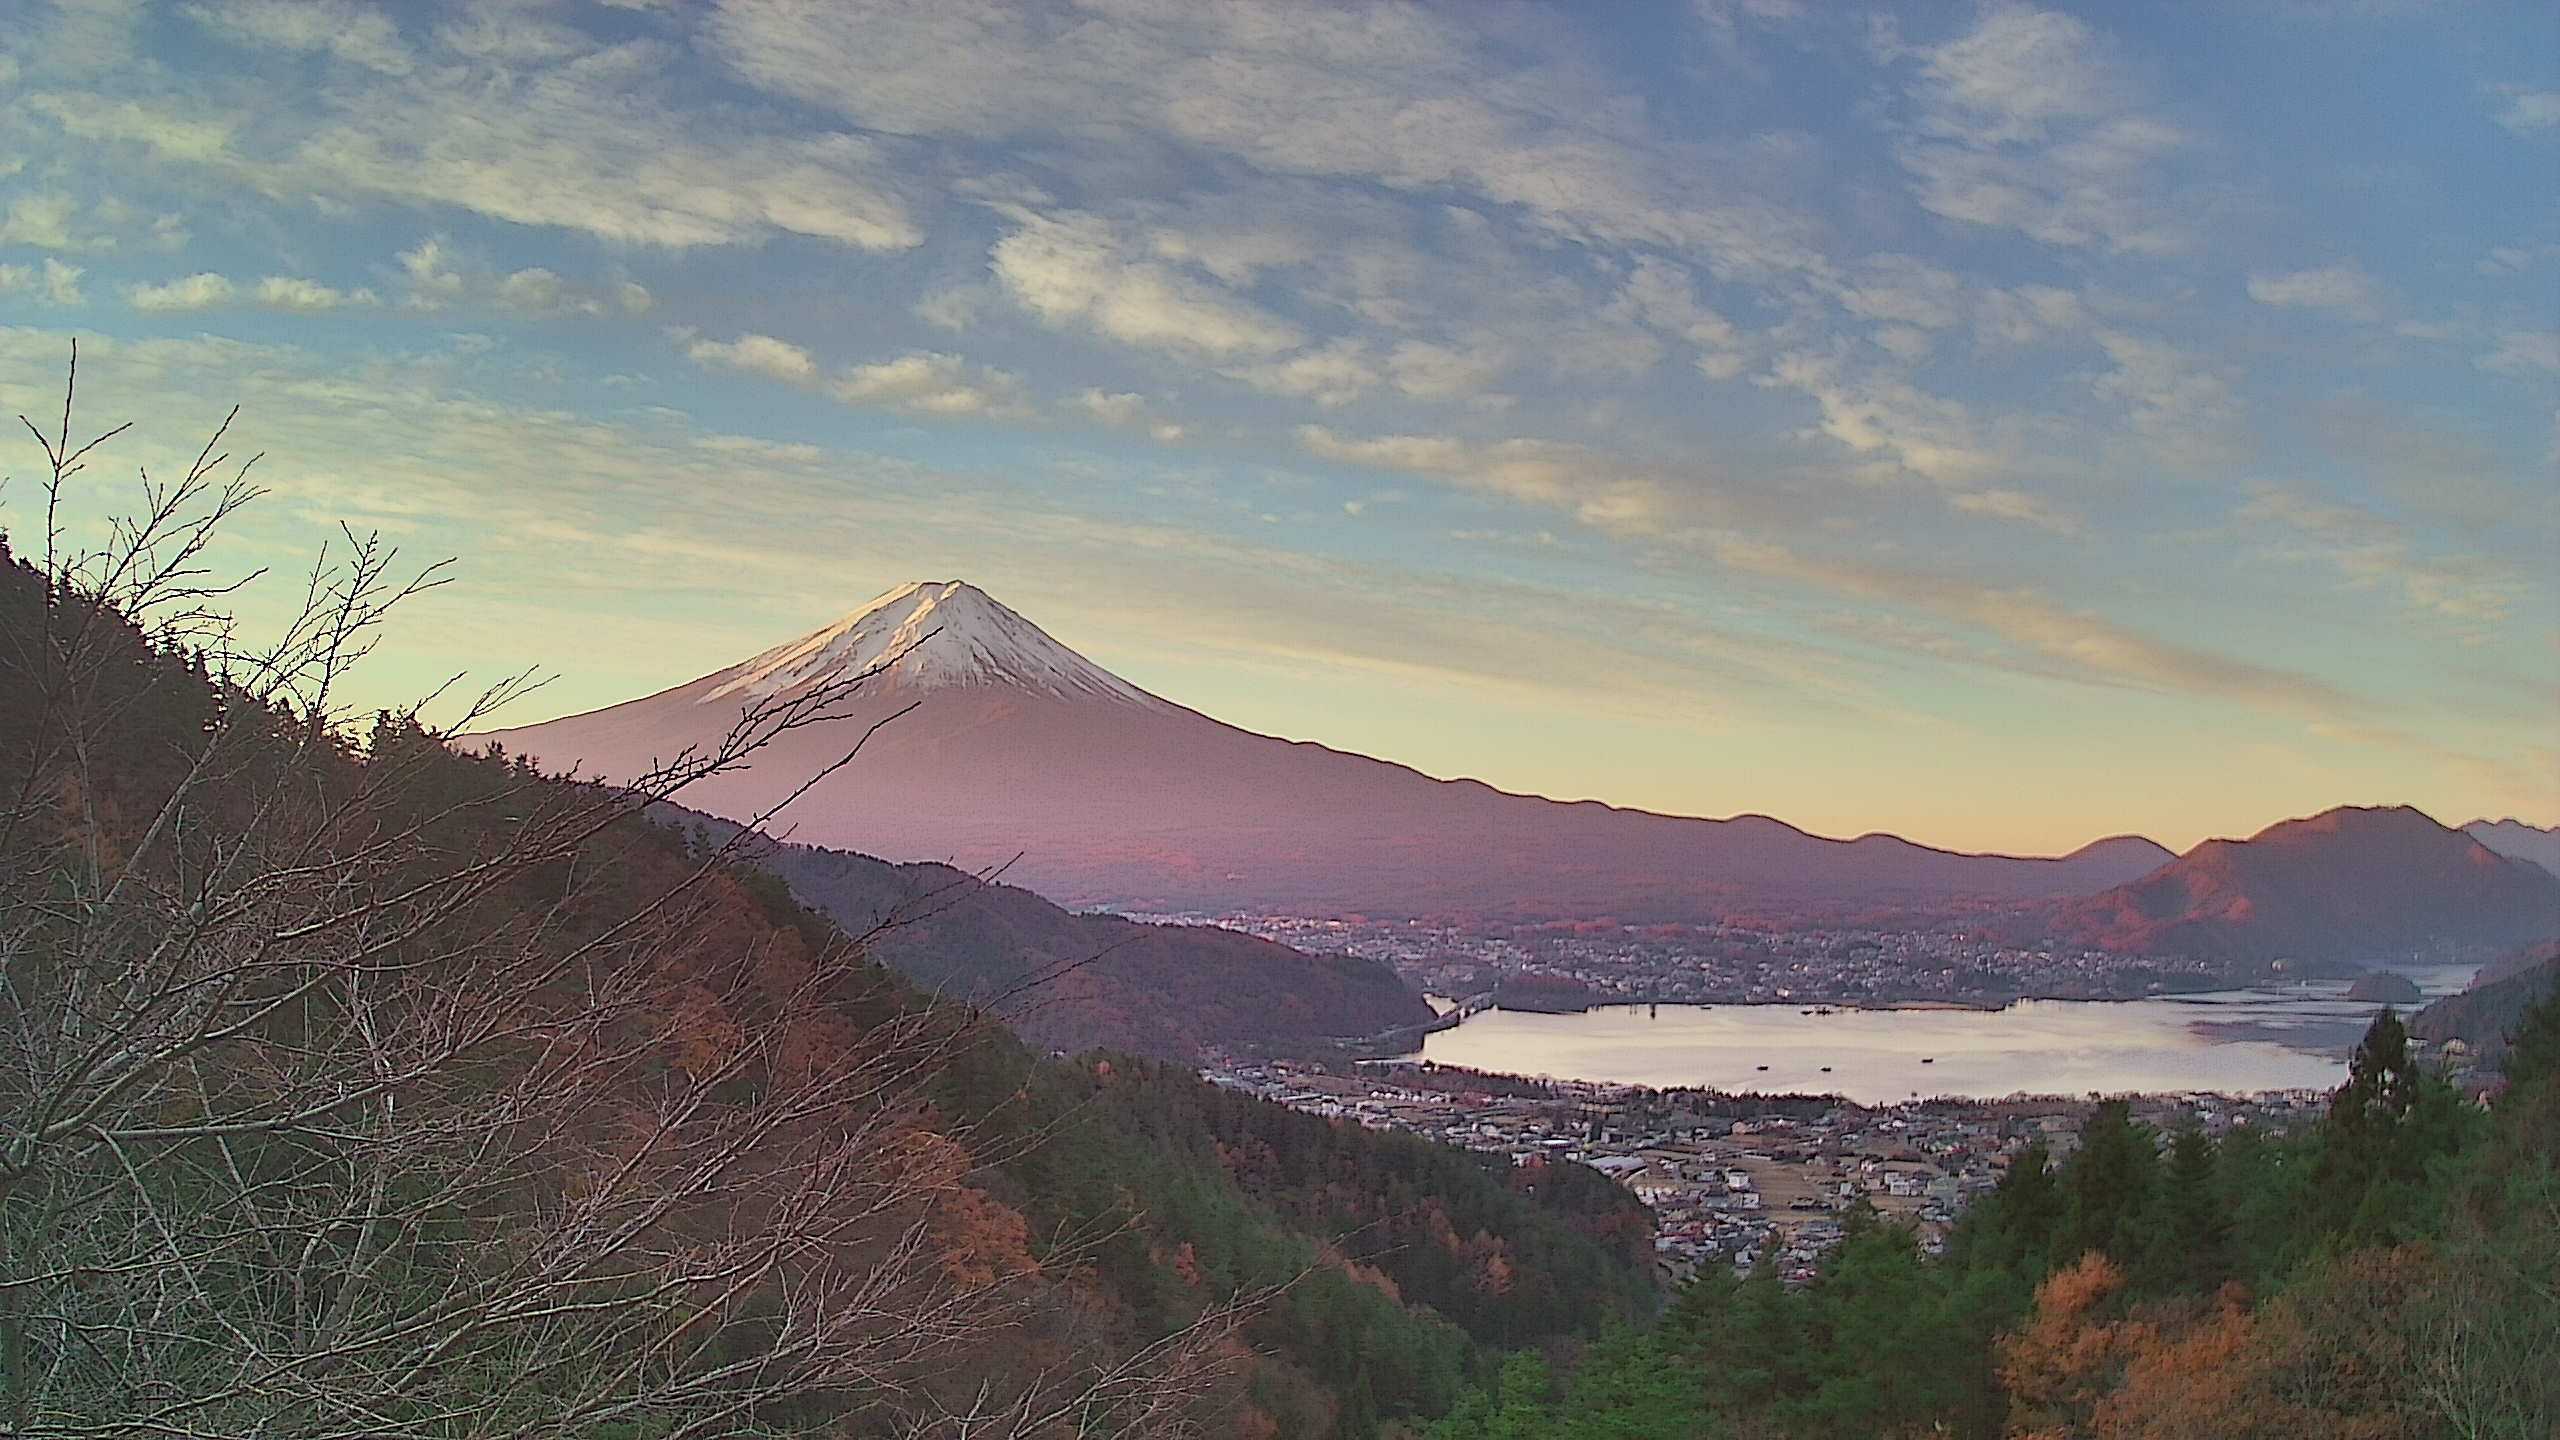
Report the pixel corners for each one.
[0,354,1279,1439]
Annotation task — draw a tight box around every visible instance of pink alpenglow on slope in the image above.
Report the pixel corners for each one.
[472,582,2177,920]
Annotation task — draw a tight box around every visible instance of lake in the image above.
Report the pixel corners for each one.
[1408,964,2479,1104]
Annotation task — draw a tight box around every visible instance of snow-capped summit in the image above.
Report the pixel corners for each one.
[705,581,1164,707]
[477,586,2178,922]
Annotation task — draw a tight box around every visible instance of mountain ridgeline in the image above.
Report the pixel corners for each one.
[2048,805,2560,969]
[479,583,2560,980]
[478,581,2175,922]
[2466,817,2560,877]
[656,804,1431,1060]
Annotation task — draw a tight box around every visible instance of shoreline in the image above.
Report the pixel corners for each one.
[1379,989,2368,1103]
[1483,994,2025,1017]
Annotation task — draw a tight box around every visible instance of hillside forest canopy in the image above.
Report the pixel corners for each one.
[0,361,1654,1437]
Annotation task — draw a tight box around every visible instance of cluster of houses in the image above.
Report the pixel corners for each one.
[1134,908,2232,1007]
[1201,1056,2329,1282]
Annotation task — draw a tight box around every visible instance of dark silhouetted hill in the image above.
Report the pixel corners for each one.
[2412,942,2560,1072]
[2473,935,2560,989]
[659,806,1430,1060]
[2346,970,2423,1004]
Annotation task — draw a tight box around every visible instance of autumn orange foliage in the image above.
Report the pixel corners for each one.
[2001,1248,2441,1439]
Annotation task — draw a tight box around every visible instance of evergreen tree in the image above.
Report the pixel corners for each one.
[2057,1099,2154,1266]
[1780,1213,1968,1439]
[1552,1327,1714,1440]
[2329,1006,2418,1143]
[1426,1352,1560,1440]
[2212,1122,2308,1287]
[2312,1006,2478,1247]
[1963,1141,2062,1275]
[2503,987,2560,1094]
[1722,1264,1806,1409]
[2137,1124,2234,1295]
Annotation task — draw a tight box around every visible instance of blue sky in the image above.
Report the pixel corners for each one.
[2,0,2553,853]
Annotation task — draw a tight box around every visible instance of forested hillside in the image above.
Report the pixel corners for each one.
[2413,944,2560,1074]
[0,400,1651,1438]
[652,808,1434,1061]
[1431,1002,2559,1438]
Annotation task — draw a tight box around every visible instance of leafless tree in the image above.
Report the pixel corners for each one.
[0,349,1252,1438]
[2407,1157,2560,1440]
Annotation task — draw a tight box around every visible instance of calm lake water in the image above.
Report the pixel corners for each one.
[1410,964,2478,1104]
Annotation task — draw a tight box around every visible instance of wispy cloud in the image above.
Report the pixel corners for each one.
[2237,483,2528,627]
[0,259,89,308]
[255,275,358,312]
[32,12,922,252]
[2477,330,2560,379]
[2091,330,2244,467]
[1895,4,2204,256]
[184,0,417,76]
[127,269,373,316]
[2486,84,2560,136]
[831,351,1028,418]
[128,271,235,311]
[1705,533,2374,726]
[989,208,1304,358]
[0,192,88,251]
[705,0,1829,278]
[2247,261,2380,312]
[685,332,817,385]
[685,333,1029,420]
[1297,425,1690,536]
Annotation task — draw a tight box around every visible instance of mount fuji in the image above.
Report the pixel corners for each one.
[473,581,2173,920]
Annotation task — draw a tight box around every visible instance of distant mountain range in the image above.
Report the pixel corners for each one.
[2465,818,2560,877]
[477,581,2174,922]
[2051,806,2560,969]
[657,806,1428,1062]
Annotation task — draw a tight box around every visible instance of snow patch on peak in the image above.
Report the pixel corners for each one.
[705,581,1165,707]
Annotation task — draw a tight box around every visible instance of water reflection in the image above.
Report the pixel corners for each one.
[1411,964,2476,1104]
